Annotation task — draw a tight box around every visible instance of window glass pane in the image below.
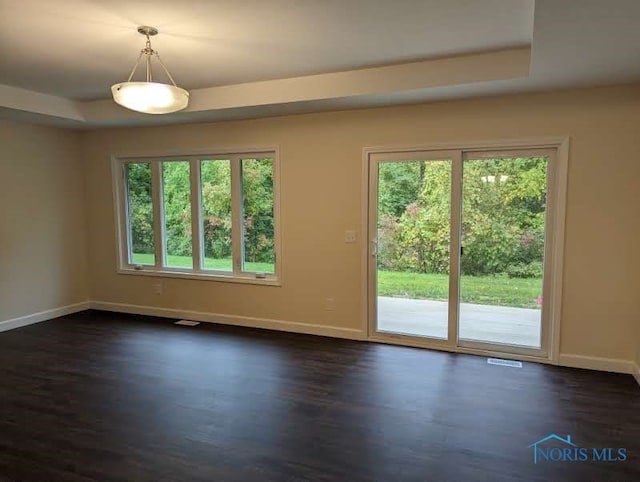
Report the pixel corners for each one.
[126,162,155,265]
[459,156,547,348]
[162,161,192,268]
[200,160,232,271]
[376,160,451,339]
[241,158,275,274]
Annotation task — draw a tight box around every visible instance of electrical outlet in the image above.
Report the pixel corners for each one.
[345,230,356,243]
[153,282,162,295]
[325,298,335,311]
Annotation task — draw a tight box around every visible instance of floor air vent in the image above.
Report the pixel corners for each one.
[174,320,200,327]
[487,358,522,368]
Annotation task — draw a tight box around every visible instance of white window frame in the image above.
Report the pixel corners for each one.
[111,148,281,286]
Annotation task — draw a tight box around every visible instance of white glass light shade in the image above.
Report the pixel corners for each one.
[111,82,189,114]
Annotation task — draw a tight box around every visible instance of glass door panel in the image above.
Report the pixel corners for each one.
[458,156,548,348]
[375,159,452,339]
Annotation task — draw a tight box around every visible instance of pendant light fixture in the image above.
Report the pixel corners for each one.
[111,26,189,114]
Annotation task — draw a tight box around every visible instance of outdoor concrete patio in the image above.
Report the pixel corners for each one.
[377,296,541,348]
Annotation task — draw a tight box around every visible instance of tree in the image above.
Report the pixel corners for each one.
[242,159,275,264]
[377,157,547,277]
[162,161,192,257]
[126,158,276,265]
[395,161,451,273]
[201,160,232,260]
[127,162,154,256]
[378,162,422,217]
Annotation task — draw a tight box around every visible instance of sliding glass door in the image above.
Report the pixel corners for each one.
[368,147,556,357]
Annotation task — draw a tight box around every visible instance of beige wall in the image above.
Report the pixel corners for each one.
[81,84,640,362]
[0,120,89,323]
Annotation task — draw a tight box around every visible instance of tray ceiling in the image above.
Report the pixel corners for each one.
[1,0,639,127]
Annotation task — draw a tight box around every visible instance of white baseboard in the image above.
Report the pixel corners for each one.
[3,300,636,382]
[558,353,637,375]
[90,301,365,341]
[0,301,91,333]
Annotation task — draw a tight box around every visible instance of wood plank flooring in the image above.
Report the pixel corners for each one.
[0,310,638,481]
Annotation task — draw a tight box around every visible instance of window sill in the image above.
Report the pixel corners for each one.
[117,267,281,286]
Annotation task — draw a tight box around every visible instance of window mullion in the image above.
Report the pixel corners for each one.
[448,151,463,346]
[190,159,203,271]
[122,163,133,266]
[230,156,243,275]
[151,161,165,268]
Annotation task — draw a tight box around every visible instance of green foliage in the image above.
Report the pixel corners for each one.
[460,213,518,276]
[378,161,451,272]
[126,154,547,285]
[162,161,192,257]
[242,159,275,266]
[127,158,275,269]
[127,163,154,257]
[201,160,232,260]
[377,214,404,271]
[377,157,547,278]
[506,261,543,279]
[378,162,422,217]
[396,161,451,273]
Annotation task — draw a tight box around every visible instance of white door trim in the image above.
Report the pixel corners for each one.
[362,137,569,364]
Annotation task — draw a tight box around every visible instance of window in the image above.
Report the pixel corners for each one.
[114,151,279,284]
[125,162,155,266]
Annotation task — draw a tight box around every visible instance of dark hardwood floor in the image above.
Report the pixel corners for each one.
[0,311,638,481]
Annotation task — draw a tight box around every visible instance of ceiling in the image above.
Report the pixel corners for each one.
[1,0,640,128]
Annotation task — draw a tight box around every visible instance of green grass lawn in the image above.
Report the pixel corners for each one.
[131,252,539,308]
[378,270,542,308]
[131,252,274,273]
